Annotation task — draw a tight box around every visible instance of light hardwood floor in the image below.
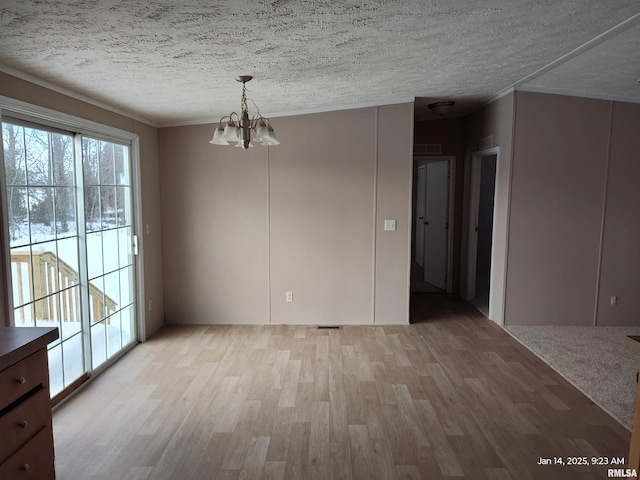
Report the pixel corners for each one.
[53,296,630,479]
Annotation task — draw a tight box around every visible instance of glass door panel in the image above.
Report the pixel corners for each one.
[81,137,135,370]
[3,122,82,396]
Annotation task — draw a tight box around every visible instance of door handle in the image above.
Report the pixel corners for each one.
[424,221,429,225]
[419,216,424,220]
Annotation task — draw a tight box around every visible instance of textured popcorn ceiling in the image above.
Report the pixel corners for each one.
[0,1,639,125]
[520,18,640,102]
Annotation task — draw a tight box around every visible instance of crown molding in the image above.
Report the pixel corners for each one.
[514,85,640,105]
[482,87,515,108]
[160,97,415,128]
[0,63,159,128]
[510,12,640,90]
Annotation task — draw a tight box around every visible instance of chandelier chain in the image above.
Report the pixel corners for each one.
[241,84,249,123]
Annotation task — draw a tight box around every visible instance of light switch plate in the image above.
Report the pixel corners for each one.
[384,220,396,231]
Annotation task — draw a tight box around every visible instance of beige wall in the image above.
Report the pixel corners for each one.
[0,72,165,337]
[374,104,414,323]
[5,69,635,331]
[464,93,515,324]
[159,103,413,325]
[595,101,640,326]
[159,124,270,324]
[134,120,165,336]
[505,91,640,326]
[269,109,376,324]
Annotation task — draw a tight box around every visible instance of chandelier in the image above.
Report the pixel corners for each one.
[209,75,279,150]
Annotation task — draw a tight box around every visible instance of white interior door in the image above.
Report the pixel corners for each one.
[423,161,449,290]
[414,165,426,267]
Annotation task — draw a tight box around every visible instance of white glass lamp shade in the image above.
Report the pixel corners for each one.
[209,126,229,145]
[255,121,269,142]
[262,126,280,145]
[223,121,240,142]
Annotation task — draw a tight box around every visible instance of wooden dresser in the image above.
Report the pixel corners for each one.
[0,327,59,479]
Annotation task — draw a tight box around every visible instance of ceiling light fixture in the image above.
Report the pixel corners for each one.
[427,101,455,116]
[209,76,279,150]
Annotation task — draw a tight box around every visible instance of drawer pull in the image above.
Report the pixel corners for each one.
[19,420,28,429]
[17,377,27,385]
[22,463,30,471]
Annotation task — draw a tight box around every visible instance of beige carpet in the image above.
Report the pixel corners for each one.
[504,325,640,429]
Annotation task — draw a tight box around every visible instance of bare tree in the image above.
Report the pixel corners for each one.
[2,124,28,242]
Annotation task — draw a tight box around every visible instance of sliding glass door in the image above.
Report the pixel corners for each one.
[81,136,135,370]
[2,120,137,398]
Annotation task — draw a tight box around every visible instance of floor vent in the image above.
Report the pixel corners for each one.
[317,325,341,330]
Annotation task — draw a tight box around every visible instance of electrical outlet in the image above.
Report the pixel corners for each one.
[286,291,293,303]
[148,300,153,312]
[610,296,618,306]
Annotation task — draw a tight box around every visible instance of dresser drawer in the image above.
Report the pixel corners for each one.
[0,425,55,479]
[0,388,51,463]
[0,349,48,411]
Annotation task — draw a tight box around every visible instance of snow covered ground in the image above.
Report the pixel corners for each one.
[10,223,135,396]
[35,317,133,396]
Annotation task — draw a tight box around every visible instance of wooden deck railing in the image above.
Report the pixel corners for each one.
[11,250,117,326]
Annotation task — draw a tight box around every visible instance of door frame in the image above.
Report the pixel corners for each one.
[466,147,500,316]
[413,155,455,293]
[414,164,427,267]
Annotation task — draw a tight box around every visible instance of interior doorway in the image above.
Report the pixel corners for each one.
[412,156,454,295]
[466,150,498,317]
